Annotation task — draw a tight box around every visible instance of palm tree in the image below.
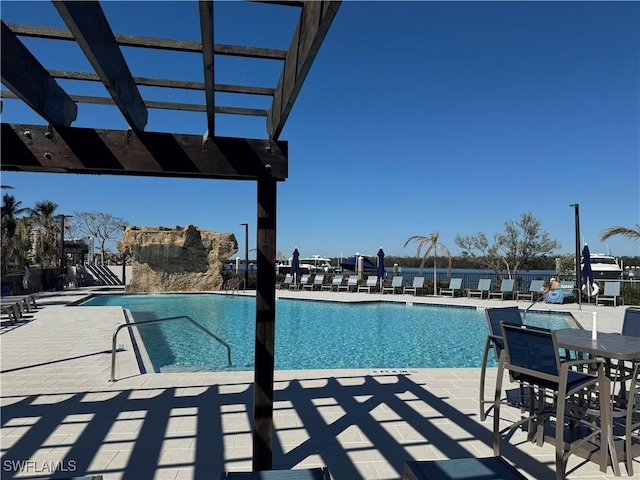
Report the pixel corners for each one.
[404,232,453,295]
[600,225,640,242]
[1,194,29,219]
[31,200,59,267]
[1,194,31,273]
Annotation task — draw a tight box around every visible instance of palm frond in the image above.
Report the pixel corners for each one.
[600,225,640,242]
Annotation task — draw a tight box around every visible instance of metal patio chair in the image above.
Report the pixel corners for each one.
[494,324,609,480]
[479,306,524,421]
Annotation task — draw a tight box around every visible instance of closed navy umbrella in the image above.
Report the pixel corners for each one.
[581,244,594,297]
[377,248,385,289]
[291,248,301,284]
[340,255,378,271]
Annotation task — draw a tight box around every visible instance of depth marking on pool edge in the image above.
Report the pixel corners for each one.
[371,369,417,375]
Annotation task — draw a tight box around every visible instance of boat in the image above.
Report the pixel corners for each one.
[582,253,623,281]
[276,255,337,275]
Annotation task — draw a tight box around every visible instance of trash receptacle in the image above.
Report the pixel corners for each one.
[55,276,64,291]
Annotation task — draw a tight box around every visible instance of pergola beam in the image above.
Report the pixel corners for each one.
[1,123,287,180]
[267,1,341,140]
[199,1,216,139]
[0,21,77,127]
[0,90,267,116]
[53,1,148,132]
[48,70,276,96]
[6,22,288,60]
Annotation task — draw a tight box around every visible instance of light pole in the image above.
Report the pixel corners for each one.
[122,225,127,288]
[58,214,73,289]
[240,223,248,291]
[569,204,582,310]
[58,215,73,273]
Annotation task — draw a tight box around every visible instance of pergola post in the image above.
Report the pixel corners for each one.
[252,173,277,470]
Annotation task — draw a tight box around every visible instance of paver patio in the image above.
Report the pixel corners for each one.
[1,288,633,479]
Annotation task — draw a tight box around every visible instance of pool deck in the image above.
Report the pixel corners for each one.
[1,287,635,479]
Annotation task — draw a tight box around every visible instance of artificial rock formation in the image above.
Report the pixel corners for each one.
[117,225,237,292]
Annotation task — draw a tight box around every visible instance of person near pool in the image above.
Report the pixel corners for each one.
[543,277,562,302]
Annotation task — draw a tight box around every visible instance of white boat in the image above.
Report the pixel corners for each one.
[583,253,623,281]
[276,255,336,275]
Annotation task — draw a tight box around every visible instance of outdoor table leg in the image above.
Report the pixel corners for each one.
[600,356,621,476]
[563,349,621,476]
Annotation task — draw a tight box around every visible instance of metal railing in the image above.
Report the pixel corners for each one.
[225,278,245,295]
[110,315,231,381]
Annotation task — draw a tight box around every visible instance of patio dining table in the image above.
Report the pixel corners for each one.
[554,328,640,476]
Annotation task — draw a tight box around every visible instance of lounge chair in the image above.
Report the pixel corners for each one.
[488,279,515,301]
[338,275,358,292]
[279,274,293,289]
[0,302,20,324]
[322,275,346,292]
[291,274,310,291]
[382,276,403,294]
[515,279,545,302]
[595,281,622,307]
[545,281,575,304]
[358,275,379,293]
[560,281,576,299]
[467,279,491,299]
[440,278,462,297]
[403,276,425,295]
[0,294,38,324]
[0,294,37,312]
[304,274,325,291]
[322,275,343,291]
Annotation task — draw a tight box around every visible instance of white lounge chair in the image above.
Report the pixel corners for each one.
[467,279,491,299]
[338,275,358,292]
[596,281,621,307]
[403,276,425,295]
[488,279,515,300]
[279,274,293,289]
[516,279,545,302]
[440,278,462,297]
[358,276,379,293]
[291,274,311,290]
[382,276,403,294]
[322,275,344,291]
[305,274,325,291]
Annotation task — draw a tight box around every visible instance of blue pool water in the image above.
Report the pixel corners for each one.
[81,294,574,372]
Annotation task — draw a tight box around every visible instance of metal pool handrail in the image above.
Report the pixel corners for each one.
[110,315,232,381]
[225,277,245,295]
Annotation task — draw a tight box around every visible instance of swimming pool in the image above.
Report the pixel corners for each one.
[81,294,574,372]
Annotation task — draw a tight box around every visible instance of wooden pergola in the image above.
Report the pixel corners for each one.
[1,0,341,471]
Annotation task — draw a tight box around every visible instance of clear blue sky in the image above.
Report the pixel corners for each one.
[2,1,639,261]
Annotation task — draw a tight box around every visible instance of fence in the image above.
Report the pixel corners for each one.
[398,271,640,303]
[1,268,59,296]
